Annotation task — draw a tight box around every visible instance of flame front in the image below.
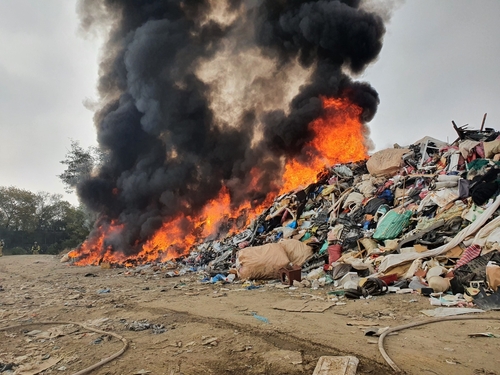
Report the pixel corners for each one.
[280,97,368,192]
[70,97,369,266]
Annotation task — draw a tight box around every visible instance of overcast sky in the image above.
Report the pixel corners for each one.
[1,0,499,205]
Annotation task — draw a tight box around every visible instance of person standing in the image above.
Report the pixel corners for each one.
[0,239,4,257]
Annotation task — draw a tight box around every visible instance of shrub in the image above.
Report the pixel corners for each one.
[7,247,28,255]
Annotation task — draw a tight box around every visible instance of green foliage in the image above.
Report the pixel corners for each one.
[59,204,90,248]
[7,247,27,255]
[59,140,104,193]
[0,139,99,254]
[0,187,91,255]
[46,243,62,255]
[0,186,37,231]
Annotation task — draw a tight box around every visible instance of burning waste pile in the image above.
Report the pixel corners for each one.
[198,124,500,309]
[67,121,500,311]
[180,125,500,310]
[65,1,500,310]
[69,0,385,266]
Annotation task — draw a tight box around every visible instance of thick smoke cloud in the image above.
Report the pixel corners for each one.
[256,0,383,155]
[76,0,386,257]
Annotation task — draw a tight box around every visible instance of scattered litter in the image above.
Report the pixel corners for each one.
[87,128,500,323]
[421,307,485,317]
[151,324,166,334]
[364,327,391,337]
[128,321,150,331]
[474,289,500,311]
[201,337,219,346]
[272,299,335,312]
[263,350,302,367]
[92,336,104,344]
[347,321,379,327]
[468,332,500,338]
[10,126,500,375]
[252,312,269,324]
[122,319,166,334]
[15,357,62,375]
[25,330,43,337]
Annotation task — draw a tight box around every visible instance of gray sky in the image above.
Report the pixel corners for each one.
[0,0,98,205]
[1,0,499,205]
[366,0,500,148]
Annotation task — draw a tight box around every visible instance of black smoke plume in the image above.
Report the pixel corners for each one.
[75,0,386,259]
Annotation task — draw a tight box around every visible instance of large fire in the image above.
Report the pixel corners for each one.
[280,97,367,192]
[69,97,368,266]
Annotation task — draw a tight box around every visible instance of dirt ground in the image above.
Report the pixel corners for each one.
[0,255,499,375]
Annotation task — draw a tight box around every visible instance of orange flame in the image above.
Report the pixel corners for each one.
[69,220,127,265]
[70,97,368,266]
[70,186,270,266]
[280,97,367,193]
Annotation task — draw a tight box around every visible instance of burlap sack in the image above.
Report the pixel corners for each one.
[278,239,313,266]
[366,148,410,177]
[484,139,500,159]
[237,243,291,280]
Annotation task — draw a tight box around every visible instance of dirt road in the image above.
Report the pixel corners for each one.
[0,255,498,375]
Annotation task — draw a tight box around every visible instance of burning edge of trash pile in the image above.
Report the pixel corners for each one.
[64,125,500,310]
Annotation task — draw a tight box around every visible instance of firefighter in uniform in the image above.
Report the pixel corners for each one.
[31,241,40,255]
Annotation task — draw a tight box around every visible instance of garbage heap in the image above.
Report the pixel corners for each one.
[180,126,500,309]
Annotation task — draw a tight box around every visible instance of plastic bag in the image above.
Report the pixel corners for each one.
[486,261,500,291]
[373,209,413,240]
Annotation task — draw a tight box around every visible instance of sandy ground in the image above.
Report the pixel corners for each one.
[0,255,499,375]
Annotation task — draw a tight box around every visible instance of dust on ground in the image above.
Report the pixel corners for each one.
[0,255,499,375]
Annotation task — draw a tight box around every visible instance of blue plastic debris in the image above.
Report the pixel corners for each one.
[246,285,261,290]
[210,274,227,283]
[252,312,269,324]
[319,241,329,255]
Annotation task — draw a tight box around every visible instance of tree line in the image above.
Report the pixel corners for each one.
[0,186,91,255]
[0,141,103,255]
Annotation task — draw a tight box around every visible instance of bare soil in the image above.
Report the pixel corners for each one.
[0,255,499,375]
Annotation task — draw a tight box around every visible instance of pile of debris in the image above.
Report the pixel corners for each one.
[134,123,500,310]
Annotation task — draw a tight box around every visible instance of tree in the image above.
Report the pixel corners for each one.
[0,186,37,231]
[58,140,104,193]
[0,186,91,254]
[61,204,91,244]
[34,192,64,231]
[45,203,91,254]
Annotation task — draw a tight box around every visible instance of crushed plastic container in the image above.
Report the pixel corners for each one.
[306,267,326,280]
[339,272,359,289]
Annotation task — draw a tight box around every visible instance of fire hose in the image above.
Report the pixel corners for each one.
[0,321,128,375]
[378,315,500,373]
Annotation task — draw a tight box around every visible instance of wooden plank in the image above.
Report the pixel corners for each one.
[312,356,359,375]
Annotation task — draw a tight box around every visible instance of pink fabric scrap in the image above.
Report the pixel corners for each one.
[455,244,482,269]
